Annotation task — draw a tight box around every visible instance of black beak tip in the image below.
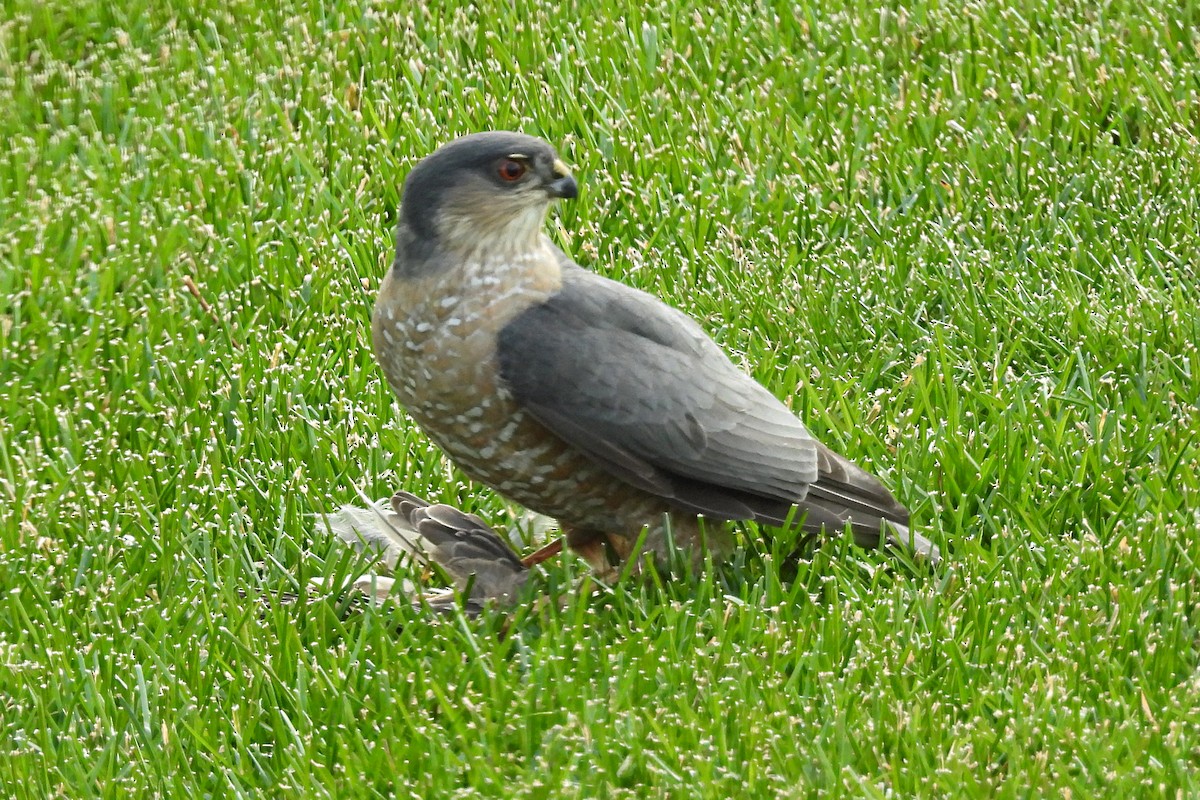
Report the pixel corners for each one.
[548,175,578,200]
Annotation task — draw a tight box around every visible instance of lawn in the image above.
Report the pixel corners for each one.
[1,0,1198,796]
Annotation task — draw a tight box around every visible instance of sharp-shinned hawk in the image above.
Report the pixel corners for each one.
[328,131,940,612]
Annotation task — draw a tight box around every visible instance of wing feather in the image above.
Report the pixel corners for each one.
[497,257,920,552]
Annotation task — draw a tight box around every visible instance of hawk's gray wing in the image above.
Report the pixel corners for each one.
[496,261,910,539]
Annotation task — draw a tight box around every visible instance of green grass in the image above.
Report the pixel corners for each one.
[2,0,1199,795]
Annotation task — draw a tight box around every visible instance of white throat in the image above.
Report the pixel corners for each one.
[437,200,550,260]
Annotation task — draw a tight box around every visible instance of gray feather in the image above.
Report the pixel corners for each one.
[408,501,530,604]
[314,492,532,611]
[497,264,820,504]
[497,259,938,562]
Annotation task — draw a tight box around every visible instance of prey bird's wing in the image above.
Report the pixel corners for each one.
[398,494,530,605]
[496,258,911,541]
[316,492,530,610]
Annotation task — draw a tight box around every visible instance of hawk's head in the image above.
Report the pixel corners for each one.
[399,132,576,259]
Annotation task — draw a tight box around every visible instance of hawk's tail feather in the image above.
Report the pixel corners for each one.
[879,522,941,566]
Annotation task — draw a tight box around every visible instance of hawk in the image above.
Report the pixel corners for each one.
[329,132,939,611]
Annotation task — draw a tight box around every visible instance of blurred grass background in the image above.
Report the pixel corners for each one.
[1,0,1198,796]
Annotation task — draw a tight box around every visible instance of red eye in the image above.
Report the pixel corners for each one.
[498,159,527,181]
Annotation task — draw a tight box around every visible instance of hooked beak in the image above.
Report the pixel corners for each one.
[545,158,578,200]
